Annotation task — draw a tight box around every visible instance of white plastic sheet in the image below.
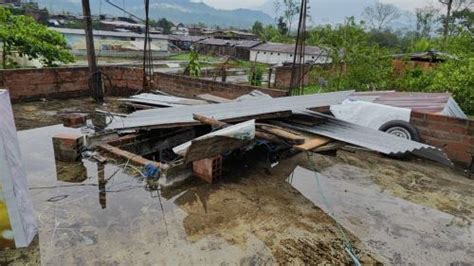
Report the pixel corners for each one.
[0,89,37,248]
[330,99,411,130]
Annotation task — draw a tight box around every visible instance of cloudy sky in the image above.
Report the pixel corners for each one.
[197,0,438,12]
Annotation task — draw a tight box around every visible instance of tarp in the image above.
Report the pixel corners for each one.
[0,89,37,248]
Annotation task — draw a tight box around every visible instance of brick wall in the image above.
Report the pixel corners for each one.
[274,64,311,89]
[0,66,286,102]
[153,72,287,99]
[410,111,473,166]
[0,66,144,102]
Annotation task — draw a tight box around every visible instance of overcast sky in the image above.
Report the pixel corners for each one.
[197,0,437,12]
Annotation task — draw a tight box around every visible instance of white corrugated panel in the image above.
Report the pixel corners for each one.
[0,89,37,248]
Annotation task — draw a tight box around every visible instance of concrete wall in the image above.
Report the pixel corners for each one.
[411,111,473,166]
[0,66,286,102]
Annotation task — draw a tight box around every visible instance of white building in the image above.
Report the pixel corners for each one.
[249,42,331,65]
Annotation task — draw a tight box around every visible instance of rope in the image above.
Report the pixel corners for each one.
[305,151,362,266]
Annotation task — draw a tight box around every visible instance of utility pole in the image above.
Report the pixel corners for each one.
[82,0,104,103]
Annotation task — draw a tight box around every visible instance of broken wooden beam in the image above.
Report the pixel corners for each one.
[98,144,160,167]
[192,114,286,144]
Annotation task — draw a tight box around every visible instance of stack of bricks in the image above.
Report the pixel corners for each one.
[52,133,84,162]
[192,156,223,184]
[410,111,473,166]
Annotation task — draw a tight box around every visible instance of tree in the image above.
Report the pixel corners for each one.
[251,21,264,36]
[438,0,473,37]
[451,8,474,34]
[362,1,401,30]
[415,6,439,37]
[0,7,74,68]
[275,0,299,34]
[154,18,174,34]
[277,16,289,36]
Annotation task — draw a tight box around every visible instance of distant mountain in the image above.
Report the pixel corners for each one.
[34,0,274,28]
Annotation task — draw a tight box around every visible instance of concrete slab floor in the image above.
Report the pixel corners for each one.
[12,97,124,131]
[0,124,382,265]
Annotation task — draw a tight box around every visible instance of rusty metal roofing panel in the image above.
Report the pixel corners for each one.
[283,110,452,166]
[351,91,467,118]
[108,90,354,130]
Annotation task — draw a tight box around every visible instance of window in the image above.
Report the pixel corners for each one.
[270,52,273,55]
[278,53,280,56]
[263,52,267,54]
[312,56,315,59]
[130,37,136,41]
[290,54,293,57]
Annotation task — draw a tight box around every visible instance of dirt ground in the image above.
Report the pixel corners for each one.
[331,149,474,221]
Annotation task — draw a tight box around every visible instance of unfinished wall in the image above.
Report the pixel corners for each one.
[0,66,286,102]
[153,72,287,99]
[0,67,143,102]
[411,111,473,166]
[274,64,311,89]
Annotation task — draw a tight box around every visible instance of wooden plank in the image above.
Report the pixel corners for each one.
[258,124,305,144]
[294,134,332,151]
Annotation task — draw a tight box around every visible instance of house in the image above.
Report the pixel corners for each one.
[205,30,258,41]
[249,43,331,65]
[171,23,189,36]
[168,35,207,51]
[391,50,456,75]
[99,20,146,33]
[194,39,262,60]
[51,28,170,56]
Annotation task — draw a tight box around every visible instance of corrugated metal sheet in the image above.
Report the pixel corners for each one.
[251,42,326,56]
[283,110,452,166]
[108,91,354,130]
[351,91,467,119]
[51,27,169,40]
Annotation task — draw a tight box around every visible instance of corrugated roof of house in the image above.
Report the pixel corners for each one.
[50,27,169,40]
[251,42,326,55]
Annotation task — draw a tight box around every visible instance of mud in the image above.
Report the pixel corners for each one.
[12,97,124,131]
[332,149,474,221]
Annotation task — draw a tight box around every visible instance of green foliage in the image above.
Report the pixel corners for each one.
[251,21,264,36]
[307,18,393,91]
[0,7,74,68]
[185,50,202,77]
[151,18,174,34]
[277,17,289,36]
[249,65,264,86]
[256,24,293,43]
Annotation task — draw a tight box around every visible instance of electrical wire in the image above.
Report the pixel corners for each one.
[305,151,362,266]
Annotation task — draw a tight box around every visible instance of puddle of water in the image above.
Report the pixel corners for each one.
[287,165,474,265]
[17,124,274,265]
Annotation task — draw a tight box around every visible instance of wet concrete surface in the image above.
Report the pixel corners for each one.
[0,124,382,265]
[4,98,474,264]
[12,97,124,131]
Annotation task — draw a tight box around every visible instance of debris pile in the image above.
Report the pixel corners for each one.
[50,90,453,186]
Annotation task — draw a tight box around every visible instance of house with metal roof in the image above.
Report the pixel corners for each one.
[249,42,331,65]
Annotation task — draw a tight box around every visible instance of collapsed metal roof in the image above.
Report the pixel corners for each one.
[282,110,452,166]
[107,91,354,130]
[351,91,467,119]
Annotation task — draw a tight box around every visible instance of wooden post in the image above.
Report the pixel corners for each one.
[82,0,103,103]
